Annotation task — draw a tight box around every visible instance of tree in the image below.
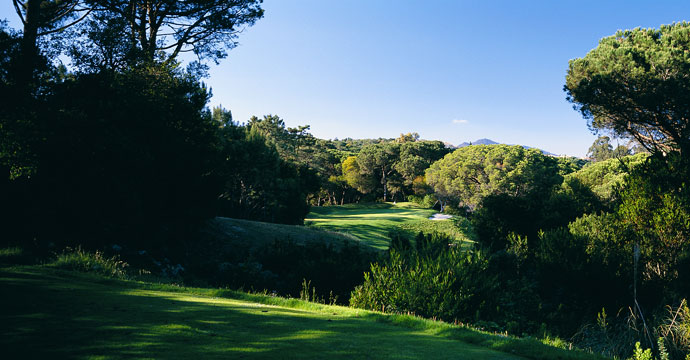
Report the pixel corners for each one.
[340,140,449,203]
[617,153,690,288]
[216,123,312,225]
[395,132,420,143]
[12,0,90,86]
[19,65,224,249]
[356,142,400,202]
[587,136,631,162]
[587,136,613,162]
[425,145,562,210]
[341,155,374,197]
[395,140,450,187]
[566,23,690,156]
[83,0,264,65]
[564,153,647,205]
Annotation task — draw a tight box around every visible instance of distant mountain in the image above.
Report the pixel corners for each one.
[457,138,498,147]
[457,138,557,156]
[442,141,458,149]
[522,145,557,157]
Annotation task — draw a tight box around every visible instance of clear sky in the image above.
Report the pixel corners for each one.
[3,1,690,157]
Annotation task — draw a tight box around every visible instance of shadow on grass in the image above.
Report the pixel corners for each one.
[0,268,521,360]
[310,223,394,250]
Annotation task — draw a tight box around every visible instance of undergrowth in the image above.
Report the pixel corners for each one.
[48,247,128,278]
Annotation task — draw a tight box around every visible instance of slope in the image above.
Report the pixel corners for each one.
[204,216,362,250]
[0,265,607,360]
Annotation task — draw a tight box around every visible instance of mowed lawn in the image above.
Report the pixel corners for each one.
[306,202,472,250]
[0,266,524,360]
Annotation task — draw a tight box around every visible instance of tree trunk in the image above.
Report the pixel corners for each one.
[381,167,387,202]
[19,0,41,91]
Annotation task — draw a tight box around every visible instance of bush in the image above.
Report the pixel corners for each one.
[407,194,437,208]
[351,232,506,325]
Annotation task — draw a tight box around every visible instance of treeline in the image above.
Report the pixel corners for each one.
[236,122,455,206]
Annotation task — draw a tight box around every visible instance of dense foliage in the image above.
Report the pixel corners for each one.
[564,153,647,205]
[350,233,497,321]
[343,138,450,202]
[425,144,563,210]
[350,150,690,358]
[215,116,316,225]
[566,22,690,155]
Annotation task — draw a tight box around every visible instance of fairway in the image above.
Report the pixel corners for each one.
[305,202,473,250]
[0,266,524,360]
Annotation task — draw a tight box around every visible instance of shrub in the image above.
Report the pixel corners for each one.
[351,232,502,324]
[407,194,437,208]
[630,342,654,360]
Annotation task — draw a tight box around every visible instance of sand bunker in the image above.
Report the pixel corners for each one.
[429,213,453,220]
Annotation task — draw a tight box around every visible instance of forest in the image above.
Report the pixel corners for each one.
[2,2,690,360]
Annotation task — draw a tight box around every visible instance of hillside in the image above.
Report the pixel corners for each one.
[0,265,605,360]
[204,216,363,250]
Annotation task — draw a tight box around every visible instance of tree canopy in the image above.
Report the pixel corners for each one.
[566,23,690,155]
[10,0,264,74]
[425,145,562,209]
[343,139,449,202]
[82,0,264,65]
[563,153,647,205]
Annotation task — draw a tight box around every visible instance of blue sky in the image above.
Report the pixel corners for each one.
[3,1,690,157]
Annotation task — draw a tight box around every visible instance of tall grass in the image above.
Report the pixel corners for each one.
[49,247,128,278]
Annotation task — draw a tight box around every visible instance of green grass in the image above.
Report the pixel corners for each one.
[397,217,477,244]
[206,216,363,250]
[305,202,473,250]
[206,203,473,252]
[0,265,606,359]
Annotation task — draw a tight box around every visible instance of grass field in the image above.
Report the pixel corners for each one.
[0,264,605,360]
[305,202,474,250]
[205,216,363,250]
